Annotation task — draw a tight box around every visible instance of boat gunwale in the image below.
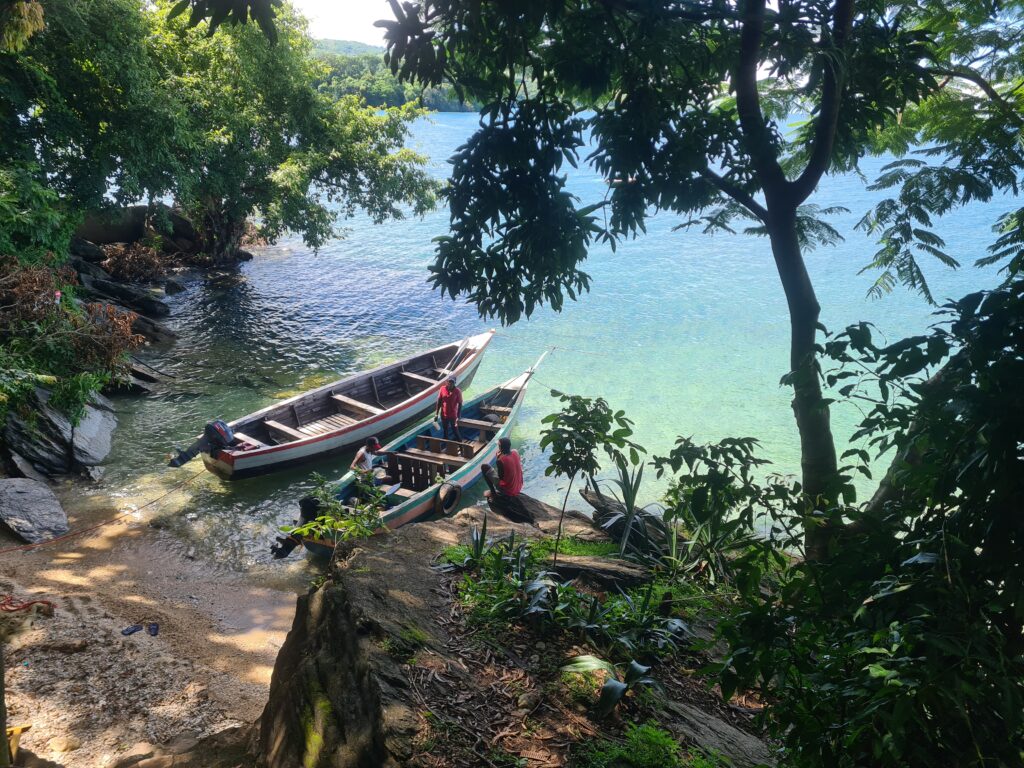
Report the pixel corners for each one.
[338,371,533,528]
[216,331,494,459]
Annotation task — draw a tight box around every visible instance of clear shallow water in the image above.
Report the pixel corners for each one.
[84,112,1009,572]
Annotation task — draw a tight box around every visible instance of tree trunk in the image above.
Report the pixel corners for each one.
[766,206,840,561]
[551,474,576,567]
[201,202,246,265]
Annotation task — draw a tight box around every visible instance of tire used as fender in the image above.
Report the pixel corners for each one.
[434,482,463,516]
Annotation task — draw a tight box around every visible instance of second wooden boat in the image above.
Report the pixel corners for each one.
[274,358,541,559]
[169,331,494,479]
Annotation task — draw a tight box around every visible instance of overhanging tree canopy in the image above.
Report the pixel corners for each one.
[150,1,439,262]
[378,0,1023,557]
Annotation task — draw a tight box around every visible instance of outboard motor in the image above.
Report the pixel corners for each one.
[168,419,233,468]
[203,419,235,450]
[270,496,322,559]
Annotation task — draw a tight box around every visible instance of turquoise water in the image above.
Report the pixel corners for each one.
[91,112,1009,570]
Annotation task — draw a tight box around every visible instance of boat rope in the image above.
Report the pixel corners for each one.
[0,593,56,615]
[0,469,206,556]
[130,354,177,378]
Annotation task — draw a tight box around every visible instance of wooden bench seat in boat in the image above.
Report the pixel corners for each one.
[405,447,469,467]
[331,393,383,417]
[265,419,304,441]
[389,487,418,499]
[295,412,357,436]
[400,370,438,387]
[387,452,446,491]
[459,417,500,436]
[231,431,266,448]
[415,435,474,458]
[479,404,512,418]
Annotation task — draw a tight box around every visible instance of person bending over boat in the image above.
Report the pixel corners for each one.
[351,437,391,485]
[483,437,523,500]
[435,377,463,441]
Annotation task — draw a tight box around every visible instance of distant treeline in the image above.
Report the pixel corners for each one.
[313,40,475,112]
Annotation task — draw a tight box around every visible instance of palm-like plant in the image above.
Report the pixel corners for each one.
[561,655,659,717]
[539,392,641,565]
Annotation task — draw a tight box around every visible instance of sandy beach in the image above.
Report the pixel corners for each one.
[1,486,299,768]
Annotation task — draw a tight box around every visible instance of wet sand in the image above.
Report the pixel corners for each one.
[1,485,301,767]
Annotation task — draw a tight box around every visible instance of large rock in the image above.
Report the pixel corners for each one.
[2,388,117,477]
[68,255,112,281]
[70,236,106,263]
[580,485,670,552]
[659,698,774,768]
[130,311,178,344]
[0,478,69,543]
[76,204,200,250]
[79,274,170,318]
[75,206,148,244]
[546,554,652,588]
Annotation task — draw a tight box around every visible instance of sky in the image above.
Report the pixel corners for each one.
[291,0,393,45]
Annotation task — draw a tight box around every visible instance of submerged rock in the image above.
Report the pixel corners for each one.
[79,274,171,318]
[130,311,178,344]
[2,388,117,477]
[0,478,69,543]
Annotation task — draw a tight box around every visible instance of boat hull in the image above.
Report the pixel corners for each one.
[198,334,491,479]
[296,368,535,558]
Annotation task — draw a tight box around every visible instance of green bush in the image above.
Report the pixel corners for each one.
[451,533,688,659]
[572,723,686,768]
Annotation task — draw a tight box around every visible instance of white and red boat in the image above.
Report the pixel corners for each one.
[169,331,495,479]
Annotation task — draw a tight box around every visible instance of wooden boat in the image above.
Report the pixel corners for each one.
[277,358,541,559]
[169,331,495,480]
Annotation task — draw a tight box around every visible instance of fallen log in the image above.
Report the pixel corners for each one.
[545,554,651,588]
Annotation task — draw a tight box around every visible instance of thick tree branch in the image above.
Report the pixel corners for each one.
[789,0,856,205]
[928,66,1024,128]
[699,168,769,222]
[733,0,789,200]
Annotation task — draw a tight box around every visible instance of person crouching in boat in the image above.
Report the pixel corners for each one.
[435,377,463,441]
[351,436,391,485]
[483,437,523,500]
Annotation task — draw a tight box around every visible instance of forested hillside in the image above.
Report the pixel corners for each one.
[313,39,474,111]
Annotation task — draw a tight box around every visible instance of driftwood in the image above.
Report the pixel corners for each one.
[580,485,669,550]
[546,555,651,588]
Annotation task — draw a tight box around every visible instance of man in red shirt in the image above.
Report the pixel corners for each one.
[435,377,463,441]
[483,437,523,499]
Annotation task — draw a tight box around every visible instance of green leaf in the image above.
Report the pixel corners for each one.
[595,679,629,717]
[168,0,192,20]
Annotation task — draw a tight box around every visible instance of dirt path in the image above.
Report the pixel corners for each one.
[1,497,299,768]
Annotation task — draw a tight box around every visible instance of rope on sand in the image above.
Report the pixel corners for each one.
[0,594,55,615]
[0,469,206,556]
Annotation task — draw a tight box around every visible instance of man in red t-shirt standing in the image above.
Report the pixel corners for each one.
[435,377,463,441]
[483,437,523,499]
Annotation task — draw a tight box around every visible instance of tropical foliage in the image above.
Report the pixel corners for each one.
[150,1,438,261]
[378,0,1024,563]
[283,473,386,545]
[540,391,642,563]
[0,0,436,419]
